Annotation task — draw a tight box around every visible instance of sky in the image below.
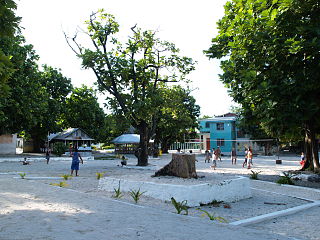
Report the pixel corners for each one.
[16,0,234,117]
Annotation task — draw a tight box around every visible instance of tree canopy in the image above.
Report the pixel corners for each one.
[67,10,196,165]
[205,0,320,170]
[62,85,107,143]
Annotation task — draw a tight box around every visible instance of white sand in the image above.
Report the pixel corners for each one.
[0,153,319,239]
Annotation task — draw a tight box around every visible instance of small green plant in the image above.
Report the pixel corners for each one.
[197,209,228,223]
[276,172,294,185]
[96,172,106,180]
[19,172,26,179]
[112,181,123,198]
[171,197,189,215]
[50,181,69,188]
[249,170,262,180]
[61,174,72,180]
[129,188,146,203]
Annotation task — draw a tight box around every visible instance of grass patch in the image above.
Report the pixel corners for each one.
[171,197,189,215]
[129,188,146,203]
[50,181,69,187]
[249,170,262,180]
[276,172,295,185]
[19,172,26,179]
[197,209,228,223]
[95,155,117,160]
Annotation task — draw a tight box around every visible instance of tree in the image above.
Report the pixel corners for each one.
[28,65,73,151]
[205,0,320,171]
[62,85,107,143]
[66,10,195,165]
[0,0,21,123]
[0,34,48,135]
[155,86,200,153]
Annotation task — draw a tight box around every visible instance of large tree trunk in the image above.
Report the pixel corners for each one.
[161,138,170,154]
[136,121,149,166]
[303,121,320,171]
[154,153,197,178]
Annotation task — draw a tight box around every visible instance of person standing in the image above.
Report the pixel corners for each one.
[242,147,248,168]
[247,147,253,169]
[231,148,237,165]
[216,146,222,162]
[211,148,218,170]
[45,148,51,164]
[71,147,83,176]
[204,150,211,163]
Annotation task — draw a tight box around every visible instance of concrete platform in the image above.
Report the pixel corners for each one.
[98,176,251,207]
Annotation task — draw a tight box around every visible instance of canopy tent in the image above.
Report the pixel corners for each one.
[112,134,140,144]
[112,134,153,154]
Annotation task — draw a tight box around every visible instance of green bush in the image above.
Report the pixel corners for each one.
[276,172,294,185]
[53,142,67,156]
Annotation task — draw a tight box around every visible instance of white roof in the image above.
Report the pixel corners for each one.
[201,116,236,122]
[112,134,140,144]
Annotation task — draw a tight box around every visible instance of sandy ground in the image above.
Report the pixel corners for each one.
[0,153,319,240]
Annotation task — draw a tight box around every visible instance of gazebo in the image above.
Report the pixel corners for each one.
[112,134,140,154]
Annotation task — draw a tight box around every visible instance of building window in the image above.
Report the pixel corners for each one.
[205,122,210,128]
[216,122,224,130]
[217,138,225,146]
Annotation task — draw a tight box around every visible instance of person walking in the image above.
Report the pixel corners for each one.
[242,147,248,168]
[231,148,237,165]
[204,150,211,163]
[71,147,83,176]
[247,147,253,169]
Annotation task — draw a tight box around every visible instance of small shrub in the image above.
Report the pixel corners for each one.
[197,209,228,223]
[276,172,294,185]
[96,172,106,180]
[129,188,146,203]
[171,197,189,215]
[50,181,69,188]
[61,174,72,180]
[249,170,262,180]
[53,142,67,157]
[19,172,26,179]
[112,181,123,198]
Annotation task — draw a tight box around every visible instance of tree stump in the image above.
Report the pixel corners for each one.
[153,153,197,178]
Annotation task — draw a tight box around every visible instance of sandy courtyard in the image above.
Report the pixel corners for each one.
[0,153,319,240]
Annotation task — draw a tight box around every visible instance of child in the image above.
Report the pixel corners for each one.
[204,150,211,163]
[247,147,253,169]
[211,148,218,170]
[71,147,83,176]
[300,152,306,168]
[231,148,237,165]
[242,148,247,167]
[45,148,51,164]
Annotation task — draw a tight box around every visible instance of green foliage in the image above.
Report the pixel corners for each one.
[276,172,295,185]
[61,174,72,180]
[62,85,107,143]
[19,172,26,179]
[50,181,69,188]
[205,0,320,169]
[129,188,146,203]
[155,86,200,153]
[249,170,262,180]
[197,209,228,223]
[112,181,123,198]
[170,197,189,215]
[53,142,67,156]
[66,10,195,166]
[96,172,106,180]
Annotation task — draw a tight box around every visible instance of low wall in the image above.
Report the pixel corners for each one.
[99,176,251,207]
